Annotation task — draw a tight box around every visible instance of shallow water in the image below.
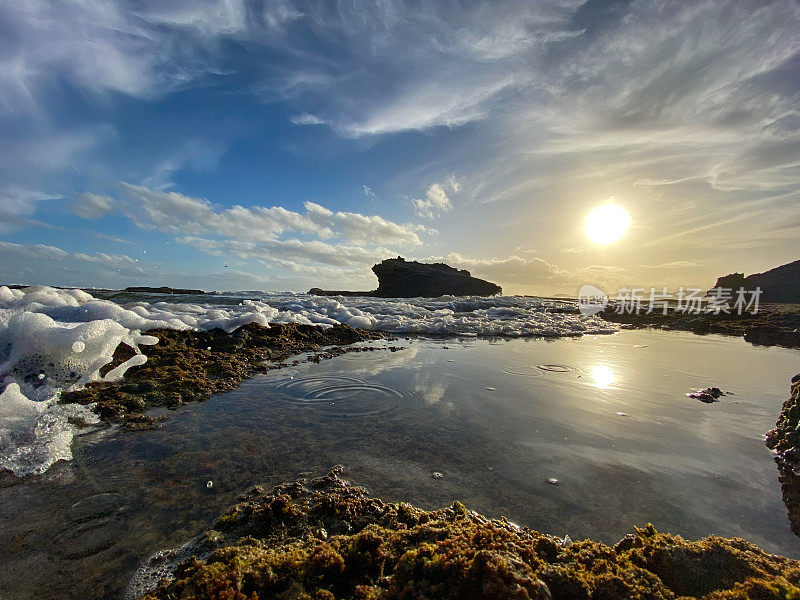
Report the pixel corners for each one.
[1,329,799,599]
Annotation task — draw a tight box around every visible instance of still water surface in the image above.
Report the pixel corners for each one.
[1,329,798,599]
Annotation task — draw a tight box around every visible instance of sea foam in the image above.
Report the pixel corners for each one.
[0,286,615,475]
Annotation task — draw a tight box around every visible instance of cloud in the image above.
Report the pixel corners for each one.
[113,182,421,246]
[362,185,376,201]
[71,193,116,220]
[412,177,459,219]
[428,252,572,286]
[0,240,146,285]
[290,113,326,126]
[0,188,58,232]
[178,236,393,269]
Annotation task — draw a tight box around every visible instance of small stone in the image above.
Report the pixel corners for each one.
[617,411,628,416]
[548,477,559,485]
[432,472,444,479]
[37,373,46,380]
[486,387,496,391]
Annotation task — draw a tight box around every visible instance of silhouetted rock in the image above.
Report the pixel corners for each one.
[712,259,800,303]
[124,286,205,295]
[309,257,502,298]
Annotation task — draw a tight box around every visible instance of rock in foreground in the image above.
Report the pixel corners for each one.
[311,257,501,298]
[134,467,799,600]
[766,373,800,535]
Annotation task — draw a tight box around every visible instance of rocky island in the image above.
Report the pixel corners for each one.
[310,257,502,298]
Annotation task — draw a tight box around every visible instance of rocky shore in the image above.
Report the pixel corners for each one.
[61,323,385,428]
[133,466,800,600]
[600,304,800,349]
[766,373,800,536]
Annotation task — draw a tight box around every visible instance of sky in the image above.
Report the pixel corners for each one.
[0,0,798,296]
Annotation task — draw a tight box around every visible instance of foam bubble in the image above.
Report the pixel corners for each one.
[0,285,617,476]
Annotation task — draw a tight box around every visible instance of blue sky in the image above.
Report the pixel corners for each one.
[1,0,799,294]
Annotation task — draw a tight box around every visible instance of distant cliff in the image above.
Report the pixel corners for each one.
[309,257,502,298]
[712,259,800,303]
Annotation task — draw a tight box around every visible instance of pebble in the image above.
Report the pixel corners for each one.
[432,472,444,479]
[548,477,559,485]
[617,411,628,416]
[486,387,496,391]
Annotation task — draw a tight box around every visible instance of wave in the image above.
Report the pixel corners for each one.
[0,286,615,475]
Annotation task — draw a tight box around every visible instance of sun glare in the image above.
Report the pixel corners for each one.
[584,203,630,245]
[590,365,615,389]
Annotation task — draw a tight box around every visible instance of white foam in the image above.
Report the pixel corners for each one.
[0,285,616,476]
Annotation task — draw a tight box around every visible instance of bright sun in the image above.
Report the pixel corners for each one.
[584,203,630,245]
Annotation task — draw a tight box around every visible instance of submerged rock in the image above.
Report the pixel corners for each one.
[310,256,502,298]
[686,387,729,403]
[766,373,800,536]
[132,466,800,600]
[61,322,383,427]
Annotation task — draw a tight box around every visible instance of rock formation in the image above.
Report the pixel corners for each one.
[310,257,502,298]
[134,466,800,600]
[766,373,800,535]
[712,259,800,303]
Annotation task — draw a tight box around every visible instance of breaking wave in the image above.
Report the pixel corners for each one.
[0,286,615,475]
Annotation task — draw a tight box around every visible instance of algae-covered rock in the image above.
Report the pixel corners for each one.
[61,322,383,427]
[132,467,800,600]
[766,373,800,536]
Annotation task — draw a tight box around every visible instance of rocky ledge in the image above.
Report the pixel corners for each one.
[133,466,799,600]
[310,257,502,298]
[766,373,800,535]
[61,322,385,428]
[600,304,800,349]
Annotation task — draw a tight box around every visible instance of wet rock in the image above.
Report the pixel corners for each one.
[133,467,800,600]
[61,322,384,427]
[601,305,800,349]
[766,373,800,535]
[686,387,729,403]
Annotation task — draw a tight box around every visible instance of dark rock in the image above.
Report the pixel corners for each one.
[372,256,502,297]
[686,387,728,403]
[712,259,800,303]
[309,256,502,298]
[123,286,206,295]
[766,373,800,536]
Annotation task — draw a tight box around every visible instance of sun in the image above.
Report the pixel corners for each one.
[584,203,630,245]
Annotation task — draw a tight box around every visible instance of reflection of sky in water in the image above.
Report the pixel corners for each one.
[1,330,799,599]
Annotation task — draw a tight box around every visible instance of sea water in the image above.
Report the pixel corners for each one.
[0,329,798,599]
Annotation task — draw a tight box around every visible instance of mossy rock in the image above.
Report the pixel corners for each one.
[135,467,800,600]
